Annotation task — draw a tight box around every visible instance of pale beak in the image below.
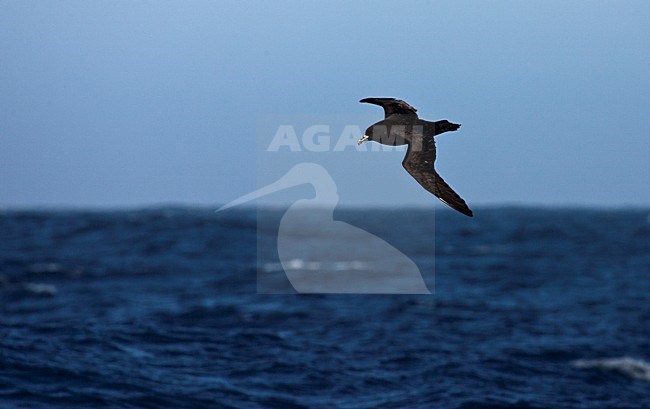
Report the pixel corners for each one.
[357,135,370,145]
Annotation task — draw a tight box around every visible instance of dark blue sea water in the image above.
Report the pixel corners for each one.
[1,207,649,408]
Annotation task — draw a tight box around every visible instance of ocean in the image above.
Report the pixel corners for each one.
[1,207,649,408]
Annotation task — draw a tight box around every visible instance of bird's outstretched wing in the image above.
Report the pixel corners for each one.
[360,98,418,119]
[401,135,473,217]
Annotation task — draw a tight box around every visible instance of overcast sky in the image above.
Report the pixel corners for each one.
[1,1,648,208]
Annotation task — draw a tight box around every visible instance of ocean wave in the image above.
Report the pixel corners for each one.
[0,279,58,297]
[27,262,83,277]
[22,283,58,296]
[572,357,650,382]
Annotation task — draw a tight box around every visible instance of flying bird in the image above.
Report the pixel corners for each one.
[358,97,473,217]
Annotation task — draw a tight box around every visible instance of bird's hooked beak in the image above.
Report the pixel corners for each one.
[357,135,370,145]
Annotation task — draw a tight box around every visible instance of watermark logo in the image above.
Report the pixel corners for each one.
[266,124,424,152]
[219,162,431,294]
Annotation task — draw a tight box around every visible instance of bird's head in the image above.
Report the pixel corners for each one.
[358,123,405,146]
[357,125,376,145]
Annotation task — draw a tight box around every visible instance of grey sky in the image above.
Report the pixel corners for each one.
[1,1,648,208]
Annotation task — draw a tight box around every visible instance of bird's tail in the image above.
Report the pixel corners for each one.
[434,120,461,136]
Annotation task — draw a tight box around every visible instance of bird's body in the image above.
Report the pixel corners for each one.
[359,97,473,217]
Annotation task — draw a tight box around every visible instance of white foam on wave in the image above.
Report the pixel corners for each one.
[23,282,58,296]
[28,263,64,274]
[572,357,650,382]
[263,259,369,272]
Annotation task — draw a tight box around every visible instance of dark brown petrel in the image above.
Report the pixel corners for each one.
[358,97,473,217]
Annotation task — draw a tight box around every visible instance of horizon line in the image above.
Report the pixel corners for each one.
[2,202,649,212]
